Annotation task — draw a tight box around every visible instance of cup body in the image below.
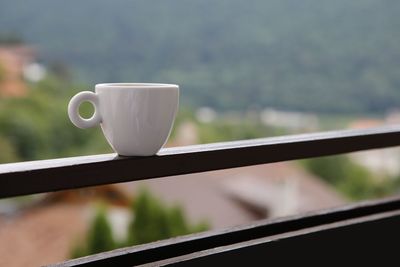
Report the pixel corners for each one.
[96,83,179,156]
[69,83,179,156]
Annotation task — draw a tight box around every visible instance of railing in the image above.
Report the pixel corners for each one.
[1,125,400,266]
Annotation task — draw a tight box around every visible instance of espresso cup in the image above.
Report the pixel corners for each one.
[68,83,179,156]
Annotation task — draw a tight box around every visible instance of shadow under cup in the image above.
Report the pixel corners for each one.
[68,83,179,156]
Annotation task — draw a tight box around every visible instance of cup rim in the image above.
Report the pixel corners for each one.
[96,83,179,89]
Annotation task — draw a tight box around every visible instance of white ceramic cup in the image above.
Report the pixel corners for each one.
[68,83,179,156]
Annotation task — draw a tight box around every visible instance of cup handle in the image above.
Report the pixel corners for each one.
[68,91,102,129]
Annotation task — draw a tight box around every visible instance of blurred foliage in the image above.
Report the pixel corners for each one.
[0,76,112,162]
[0,62,5,82]
[0,32,24,45]
[1,0,400,113]
[0,135,19,162]
[71,205,116,258]
[302,155,400,200]
[71,189,209,258]
[197,118,286,144]
[127,188,209,246]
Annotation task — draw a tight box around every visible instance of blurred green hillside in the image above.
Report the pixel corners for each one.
[0,0,399,113]
[0,77,112,162]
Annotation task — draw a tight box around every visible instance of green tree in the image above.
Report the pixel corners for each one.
[0,135,19,163]
[0,62,5,82]
[71,189,209,259]
[127,189,170,245]
[87,206,116,253]
[71,205,116,258]
[126,189,209,246]
[302,155,397,200]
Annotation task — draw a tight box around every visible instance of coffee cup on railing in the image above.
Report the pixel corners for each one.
[68,83,179,156]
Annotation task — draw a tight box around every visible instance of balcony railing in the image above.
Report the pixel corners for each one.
[1,125,400,266]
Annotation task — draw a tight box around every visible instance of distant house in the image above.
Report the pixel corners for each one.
[0,45,38,97]
[129,162,346,227]
[0,184,132,267]
[348,118,383,129]
[348,117,400,177]
[41,184,132,207]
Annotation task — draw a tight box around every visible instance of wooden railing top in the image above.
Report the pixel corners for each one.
[1,125,400,198]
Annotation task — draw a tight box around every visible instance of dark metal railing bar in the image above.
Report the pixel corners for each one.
[51,196,400,267]
[151,210,400,266]
[1,125,400,198]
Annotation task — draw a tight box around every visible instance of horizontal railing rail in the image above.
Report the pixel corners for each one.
[1,125,400,198]
[52,196,400,266]
[154,209,400,266]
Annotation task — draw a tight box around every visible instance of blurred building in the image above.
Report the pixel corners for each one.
[0,45,44,97]
[0,185,131,267]
[130,162,345,226]
[348,117,400,178]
